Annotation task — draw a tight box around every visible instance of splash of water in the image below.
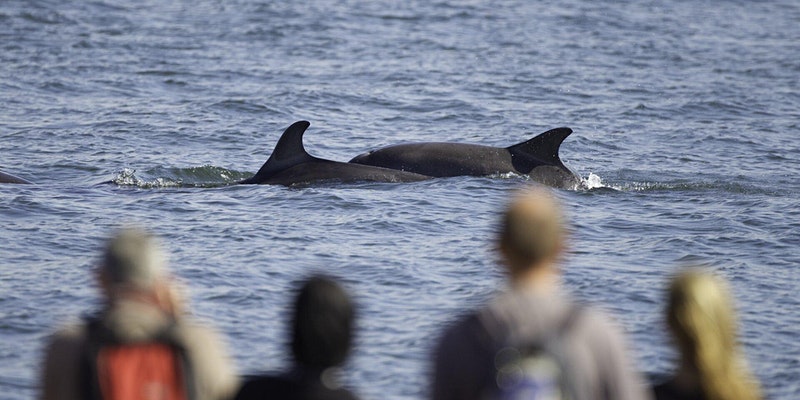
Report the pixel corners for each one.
[582,172,605,189]
[111,169,184,188]
[110,166,247,188]
[111,168,144,186]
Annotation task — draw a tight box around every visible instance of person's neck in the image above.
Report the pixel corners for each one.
[509,262,560,294]
[105,285,176,316]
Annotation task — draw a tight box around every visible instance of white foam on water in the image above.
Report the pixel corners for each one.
[582,172,605,190]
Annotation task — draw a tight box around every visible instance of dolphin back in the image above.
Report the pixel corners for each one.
[0,170,33,184]
[506,127,573,173]
[239,121,431,185]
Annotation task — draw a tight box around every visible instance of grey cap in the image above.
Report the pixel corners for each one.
[100,227,167,289]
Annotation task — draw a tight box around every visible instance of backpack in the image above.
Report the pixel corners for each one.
[80,316,196,400]
[483,305,583,400]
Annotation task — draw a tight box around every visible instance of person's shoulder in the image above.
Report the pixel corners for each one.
[236,374,361,400]
[235,375,292,400]
[652,377,704,400]
[45,320,88,349]
[435,308,486,347]
[571,302,626,336]
[171,315,241,397]
[447,308,484,332]
[172,315,227,343]
[53,321,85,336]
[556,301,637,365]
[40,320,90,400]
[432,306,498,372]
[42,320,87,366]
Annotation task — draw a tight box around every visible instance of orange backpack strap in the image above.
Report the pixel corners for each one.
[81,315,196,400]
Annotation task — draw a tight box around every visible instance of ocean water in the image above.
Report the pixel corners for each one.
[1,0,799,399]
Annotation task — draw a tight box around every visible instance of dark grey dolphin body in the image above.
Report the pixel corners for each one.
[239,121,431,185]
[348,127,582,189]
[0,170,33,184]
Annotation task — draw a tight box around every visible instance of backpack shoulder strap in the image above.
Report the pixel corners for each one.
[545,302,584,400]
[155,321,197,400]
[80,315,105,400]
[553,302,584,340]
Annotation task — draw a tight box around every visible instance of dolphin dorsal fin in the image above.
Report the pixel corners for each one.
[506,127,573,171]
[249,121,314,181]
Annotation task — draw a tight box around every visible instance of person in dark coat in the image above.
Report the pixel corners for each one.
[236,275,360,400]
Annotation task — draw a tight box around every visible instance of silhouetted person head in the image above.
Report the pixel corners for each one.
[496,186,566,285]
[666,268,761,400]
[290,276,355,370]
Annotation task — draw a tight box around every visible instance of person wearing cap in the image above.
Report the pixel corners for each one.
[39,227,239,400]
[430,186,652,400]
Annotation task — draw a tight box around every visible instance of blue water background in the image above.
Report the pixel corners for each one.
[1,0,799,398]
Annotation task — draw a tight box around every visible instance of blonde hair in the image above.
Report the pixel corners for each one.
[667,269,761,400]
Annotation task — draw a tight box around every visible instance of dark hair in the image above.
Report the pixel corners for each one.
[290,275,355,369]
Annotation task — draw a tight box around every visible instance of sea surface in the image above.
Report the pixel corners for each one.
[1,0,798,398]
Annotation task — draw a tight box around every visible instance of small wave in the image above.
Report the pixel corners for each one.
[607,180,779,196]
[110,166,249,188]
[485,171,607,192]
[571,174,773,195]
[20,11,75,25]
[136,69,183,77]
[110,168,182,188]
[209,99,275,114]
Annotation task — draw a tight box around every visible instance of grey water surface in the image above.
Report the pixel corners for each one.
[2,0,799,399]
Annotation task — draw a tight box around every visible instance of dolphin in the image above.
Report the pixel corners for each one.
[239,121,431,185]
[0,170,33,184]
[348,127,582,189]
